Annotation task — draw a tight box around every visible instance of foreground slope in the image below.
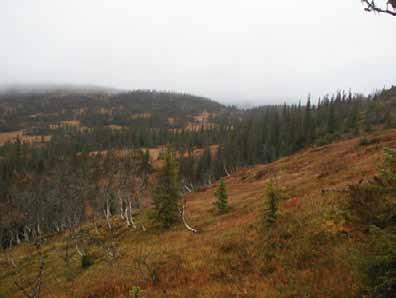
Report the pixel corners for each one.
[1,129,396,297]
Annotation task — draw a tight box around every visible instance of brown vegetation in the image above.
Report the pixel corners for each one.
[0,130,51,145]
[1,129,395,297]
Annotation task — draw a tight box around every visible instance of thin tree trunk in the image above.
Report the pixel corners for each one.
[224,164,231,177]
[36,223,41,236]
[180,200,198,233]
[93,216,99,234]
[118,191,125,220]
[76,244,85,257]
[128,202,137,229]
[23,226,30,242]
[184,184,192,193]
[15,229,21,244]
[125,207,131,227]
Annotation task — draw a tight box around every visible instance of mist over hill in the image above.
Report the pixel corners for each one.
[0,83,123,95]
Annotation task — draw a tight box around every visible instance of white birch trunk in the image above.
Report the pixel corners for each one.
[15,229,21,244]
[224,164,231,177]
[180,200,198,233]
[128,202,137,229]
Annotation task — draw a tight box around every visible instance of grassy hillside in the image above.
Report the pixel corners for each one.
[1,129,395,297]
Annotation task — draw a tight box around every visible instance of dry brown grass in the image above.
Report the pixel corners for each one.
[168,117,176,125]
[186,111,215,131]
[0,130,51,145]
[2,129,396,297]
[61,120,80,127]
[0,130,23,144]
[106,124,125,130]
[130,113,151,120]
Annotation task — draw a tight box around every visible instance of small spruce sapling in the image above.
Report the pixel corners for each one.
[81,254,94,268]
[215,178,228,212]
[263,180,279,226]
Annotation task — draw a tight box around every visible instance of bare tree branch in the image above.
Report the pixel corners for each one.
[362,0,396,16]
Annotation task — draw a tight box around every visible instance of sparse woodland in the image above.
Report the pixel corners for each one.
[0,86,395,297]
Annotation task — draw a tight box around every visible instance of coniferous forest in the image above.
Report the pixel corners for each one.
[1,87,395,245]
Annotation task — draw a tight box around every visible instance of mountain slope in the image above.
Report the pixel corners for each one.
[1,129,396,297]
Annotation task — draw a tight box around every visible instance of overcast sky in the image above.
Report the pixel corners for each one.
[0,0,395,104]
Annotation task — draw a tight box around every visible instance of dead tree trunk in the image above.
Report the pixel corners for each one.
[180,199,198,233]
[127,201,137,229]
[224,164,231,177]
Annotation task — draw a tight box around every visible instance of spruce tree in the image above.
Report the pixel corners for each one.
[139,149,152,187]
[215,178,228,212]
[196,145,212,185]
[384,109,393,129]
[303,95,313,144]
[327,103,336,134]
[382,147,396,187]
[263,180,278,227]
[152,148,181,228]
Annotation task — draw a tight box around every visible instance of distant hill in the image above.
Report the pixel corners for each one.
[0,83,121,95]
[0,88,225,132]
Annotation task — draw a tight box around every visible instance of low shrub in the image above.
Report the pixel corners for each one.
[81,254,94,268]
[364,229,396,298]
[129,286,143,298]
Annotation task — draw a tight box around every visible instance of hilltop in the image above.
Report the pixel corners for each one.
[1,129,395,297]
[0,88,225,137]
[0,84,122,95]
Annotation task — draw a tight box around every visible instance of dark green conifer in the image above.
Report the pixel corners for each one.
[152,148,181,228]
[327,102,336,134]
[263,180,278,226]
[215,178,228,212]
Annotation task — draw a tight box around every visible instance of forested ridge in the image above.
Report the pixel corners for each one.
[0,90,223,132]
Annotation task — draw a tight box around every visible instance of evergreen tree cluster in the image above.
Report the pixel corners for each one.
[178,88,396,189]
